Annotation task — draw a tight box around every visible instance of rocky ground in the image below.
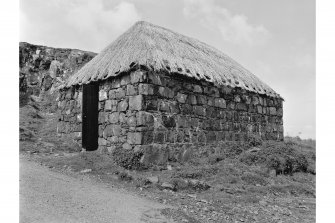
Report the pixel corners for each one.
[19,99,316,223]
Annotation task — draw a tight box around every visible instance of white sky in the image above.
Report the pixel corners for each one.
[19,0,315,139]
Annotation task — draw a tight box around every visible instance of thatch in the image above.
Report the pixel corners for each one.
[65,21,282,98]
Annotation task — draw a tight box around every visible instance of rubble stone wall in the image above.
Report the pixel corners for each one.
[57,85,83,141]
[57,68,283,163]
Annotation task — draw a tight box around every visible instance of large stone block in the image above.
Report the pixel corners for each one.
[136,111,154,126]
[142,131,154,144]
[193,105,205,116]
[162,115,176,128]
[126,85,137,96]
[158,87,174,99]
[104,124,122,137]
[127,132,142,145]
[129,95,143,110]
[120,74,130,86]
[154,132,165,144]
[117,99,128,112]
[138,83,154,95]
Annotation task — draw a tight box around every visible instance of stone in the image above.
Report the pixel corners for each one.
[129,95,143,110]
[158,87,174,98]
[269,107,277,115]
[147,73,162,85]
[257,105,263,114]
[119,112,127,123]
[127,116,137,126]
[105,100,112,111]
[142,131,154,144]
[130,70,146,83]
[147,176,159,184]
[196,95,207,105]
[138,83,154,95]
[176,93,187,103]
[187,95,197,105]
[162,115,176,128]
[127,132,142,144]
[99,90,108,101]
[193,85,202,93]
[109,112,119,124]
[207,97,214,106]
[154,132,165,143]
[117,100,128,112]
[126,85,137,96]
[193,106,205,116]
[120,74,130,86]
[234,95,241,103]
[236,103,247,111]
[122,143,132,150]
[160,182,175,191]
[136,111,154,126]
[159,101,170,112]
[107,146,116,153]
[98,138,108,146]
[111,78,121,89]
[214,98,226,108]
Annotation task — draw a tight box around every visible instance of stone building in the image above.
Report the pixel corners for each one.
[57,21,283,164]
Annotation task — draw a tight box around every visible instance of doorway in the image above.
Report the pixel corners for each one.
[82,82,99,151]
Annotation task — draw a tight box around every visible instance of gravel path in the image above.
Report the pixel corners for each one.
[20,157,174,223]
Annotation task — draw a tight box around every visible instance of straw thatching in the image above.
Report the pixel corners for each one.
[66,21,281,98]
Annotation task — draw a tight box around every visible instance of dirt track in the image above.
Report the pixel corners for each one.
[20,157,174,223]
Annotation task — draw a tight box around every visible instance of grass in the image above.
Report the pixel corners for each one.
[20,104,316,222]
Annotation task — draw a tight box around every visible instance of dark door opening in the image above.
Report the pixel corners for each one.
[82,82,99,151]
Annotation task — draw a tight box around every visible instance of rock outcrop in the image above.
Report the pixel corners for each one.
[19,42,96,106]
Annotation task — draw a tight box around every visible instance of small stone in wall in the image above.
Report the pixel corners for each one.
[176,93,187,103]
[193,85,202,93]
[99,90,108,101]
[214,98,226,108]
[109,112,119,124]
[105,100,112,111]
[130,70,146,84]
[269,107,277,115]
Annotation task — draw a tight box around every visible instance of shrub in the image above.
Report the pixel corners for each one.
[111,147,148,170]
[246,134,263,147]
[239,141,311,175]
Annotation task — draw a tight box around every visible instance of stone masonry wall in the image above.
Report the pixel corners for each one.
[137,71,283,164]
[57,85,83,141]
[57,68,283,164]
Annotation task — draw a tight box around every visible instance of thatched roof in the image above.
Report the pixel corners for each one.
[66,21,281,98]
